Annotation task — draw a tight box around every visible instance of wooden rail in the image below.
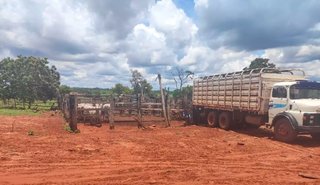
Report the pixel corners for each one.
[60,92,192,131]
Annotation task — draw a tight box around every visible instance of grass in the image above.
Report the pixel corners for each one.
[28,130,34,136]
[0,99,57,116]
[0,100,57,111]
[63,125,79,133]
[0,108,41,116]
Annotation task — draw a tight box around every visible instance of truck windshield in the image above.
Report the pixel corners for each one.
[290,85,320,99]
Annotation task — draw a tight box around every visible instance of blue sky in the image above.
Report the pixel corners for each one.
[1,0,320,89]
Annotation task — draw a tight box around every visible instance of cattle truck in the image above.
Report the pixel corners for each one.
[192,68,320,143]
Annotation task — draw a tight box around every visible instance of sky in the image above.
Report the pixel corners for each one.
[1,0,320,89]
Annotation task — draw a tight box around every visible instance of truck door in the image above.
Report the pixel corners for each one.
[269,86,288,122]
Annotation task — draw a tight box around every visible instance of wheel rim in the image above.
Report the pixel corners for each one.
[278,123,289,137]
[220,116,227,128]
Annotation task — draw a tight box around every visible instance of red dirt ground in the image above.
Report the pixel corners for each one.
[1,113,320,185]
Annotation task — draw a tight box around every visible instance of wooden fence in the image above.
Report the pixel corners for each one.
[58,92,192,131]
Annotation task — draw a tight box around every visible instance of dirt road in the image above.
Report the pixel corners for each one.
[1,113,320,185]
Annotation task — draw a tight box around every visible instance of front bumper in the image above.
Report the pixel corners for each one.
[295,126,320,133]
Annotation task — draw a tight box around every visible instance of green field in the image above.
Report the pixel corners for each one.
[0,108,41,116]
[0,100,57,116]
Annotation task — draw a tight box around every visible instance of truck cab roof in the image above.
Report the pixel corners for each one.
[274,81,320,87]
[273,82,298,87]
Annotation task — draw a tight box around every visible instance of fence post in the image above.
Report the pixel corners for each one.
[157,74,169,127]
[166,88,171,126]
[109,94,115,130]
[137,93,142,128]
[57,96,60,110]
[69,94,78,131]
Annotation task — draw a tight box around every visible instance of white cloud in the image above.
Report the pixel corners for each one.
[1,0,320,89]
[74,70,87,79]
[309,23,320,31]
[194,0,208,8]
[0,48,13,59]
[149,0,198,49]
[126,24,178,67]
[261,49,284,63]
[180,46,256,75]
[296,45,320,57]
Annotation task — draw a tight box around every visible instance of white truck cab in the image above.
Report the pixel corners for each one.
[269,81,320,142]
[193,68,320,143]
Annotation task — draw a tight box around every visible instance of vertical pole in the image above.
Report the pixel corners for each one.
[96,109,99,124]
[166,88,171,126]
[137,93,142,128]
[69,94,78,131]
[57,96,60,110]
[109,94,115,130]
[158,74,169,127]
[184,95,187,119]
[128,97,132,117]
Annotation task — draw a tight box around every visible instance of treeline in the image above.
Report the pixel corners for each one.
[60,86,113,96]
[0,56,60,108]
[64,68,194,99]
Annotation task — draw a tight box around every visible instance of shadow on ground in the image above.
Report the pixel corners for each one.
[187,123,320,148]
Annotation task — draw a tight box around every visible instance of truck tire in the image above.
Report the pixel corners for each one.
[274,118,297,143]
[310,134,320,141]
[193,106,200,125]
[207,111,219,127]
[219,112,233,130]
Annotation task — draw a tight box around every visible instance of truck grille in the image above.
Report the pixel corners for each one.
[303,114,320,126]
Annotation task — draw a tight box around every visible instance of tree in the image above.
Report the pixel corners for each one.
[0,57,15,104]
[123,86,133,95]
[0,55,61,108]
[243,58,275,70]
[171,67,194,91]
[59,85,72,95]
[172,85,193,100]
[92,88,101,97]
[141,79,152,96]
[149,91,160,99]
[129,69,152,96]
[112,83,124,95]
[112,83,133,96]
[181,85,193,100]
[172,89,180,99]
[130,69,143,94]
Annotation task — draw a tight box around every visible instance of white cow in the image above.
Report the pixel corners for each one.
[78,103,110,114]
[77,103,110,123]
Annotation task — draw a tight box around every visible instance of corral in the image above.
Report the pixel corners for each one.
[58,92,192,131]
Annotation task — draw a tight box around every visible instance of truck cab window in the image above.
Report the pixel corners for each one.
[290,85,320,99]
[272,87,287,98]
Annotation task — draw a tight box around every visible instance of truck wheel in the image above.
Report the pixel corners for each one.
[310,134,320,141]
[274,118,297,143]
[193,106,200,125]
[207,111,219,127]
[219,112,233,130]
